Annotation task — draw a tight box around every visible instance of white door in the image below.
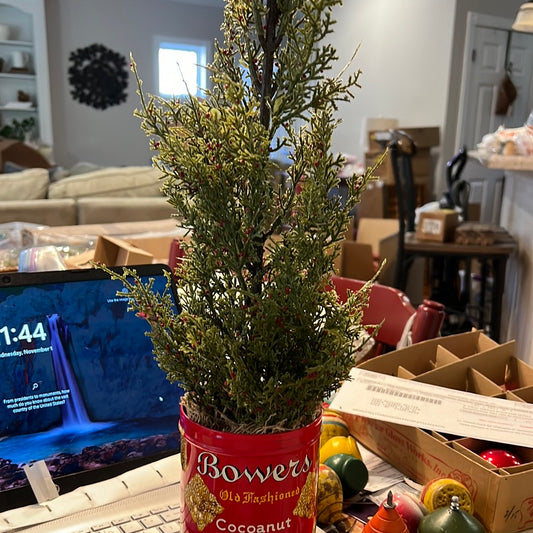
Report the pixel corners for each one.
[456,13,533,224]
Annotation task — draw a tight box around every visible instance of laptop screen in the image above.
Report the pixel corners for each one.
[0,265,183,511]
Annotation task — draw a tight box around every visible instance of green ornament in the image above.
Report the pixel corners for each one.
[324,453,369,498]
[418,496,486,533]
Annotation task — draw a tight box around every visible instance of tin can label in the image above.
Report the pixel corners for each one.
[179,408,321,533]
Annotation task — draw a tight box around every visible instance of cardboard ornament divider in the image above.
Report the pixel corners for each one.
[330,330,533,533]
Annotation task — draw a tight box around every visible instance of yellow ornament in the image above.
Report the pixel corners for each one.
[319,434,362,464]
[422,478,474,515]
[320,413,350,448]
[317,464,344,526]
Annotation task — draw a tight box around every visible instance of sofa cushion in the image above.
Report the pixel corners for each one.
[0,199,77,226]
[0,168,49,200]
[48,166,164,199]
[76,197,174,224]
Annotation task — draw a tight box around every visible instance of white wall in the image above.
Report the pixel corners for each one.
[44,0,525,185]
[500,171,533,365]
[48,0,456,169]
[328,0,456,168]
[45,0,224,168]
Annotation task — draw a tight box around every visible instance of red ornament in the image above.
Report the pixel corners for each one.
[390,493,426,533]
[479,448,522,468]
[362,491,409,533]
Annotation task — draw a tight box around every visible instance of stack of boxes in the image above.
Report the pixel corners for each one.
[365,126,440,218]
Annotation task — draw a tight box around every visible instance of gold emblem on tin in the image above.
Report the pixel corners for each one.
[293,471,317,519]
[185,474,225,531]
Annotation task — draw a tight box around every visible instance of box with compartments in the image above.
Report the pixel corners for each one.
[332,330,533,533]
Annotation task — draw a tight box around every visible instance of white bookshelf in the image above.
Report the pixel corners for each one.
[0,0,53,147]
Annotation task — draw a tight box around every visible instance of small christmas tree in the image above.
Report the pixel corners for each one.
[103,0,376,434]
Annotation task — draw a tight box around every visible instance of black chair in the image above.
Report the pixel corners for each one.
[389,130,470,333]
[387,130,419,292]
[388,131,516,340]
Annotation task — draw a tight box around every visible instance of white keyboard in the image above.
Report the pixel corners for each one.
[0,457,181,533]
[73,502,181,533]
[14,484,181,533]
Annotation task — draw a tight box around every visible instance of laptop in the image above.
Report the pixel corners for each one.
[0,265,184,532]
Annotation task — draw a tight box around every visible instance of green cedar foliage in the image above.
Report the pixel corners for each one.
[104,0,376,433]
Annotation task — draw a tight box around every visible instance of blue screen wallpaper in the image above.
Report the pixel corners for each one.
[0,273,183,491]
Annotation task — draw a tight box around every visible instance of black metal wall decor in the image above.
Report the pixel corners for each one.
[68,43,129,110]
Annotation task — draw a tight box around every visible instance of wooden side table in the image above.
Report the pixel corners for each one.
[400,226,516,342]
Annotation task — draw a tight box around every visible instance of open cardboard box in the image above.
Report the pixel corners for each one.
[93,235,154,266]
[124,235,176,264]
[337,218,399,285]
[93,234,192,267]
[21,219,188,269]
[330,330,533,533]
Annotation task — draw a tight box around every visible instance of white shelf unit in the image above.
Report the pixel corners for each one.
[0,0,53,147]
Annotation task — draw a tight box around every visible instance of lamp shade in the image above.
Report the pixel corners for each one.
[513,3,533,32]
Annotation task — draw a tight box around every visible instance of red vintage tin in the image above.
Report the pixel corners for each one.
[179,405,321,533]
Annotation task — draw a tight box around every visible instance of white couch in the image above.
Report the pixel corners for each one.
[0,166,175,226]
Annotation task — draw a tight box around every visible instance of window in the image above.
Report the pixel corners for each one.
[157,39,208,97]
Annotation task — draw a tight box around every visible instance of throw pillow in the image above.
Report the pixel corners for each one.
[0,168,49,201]
[4,160,66,182]
[68,161,102,175]
[3,160,26,173]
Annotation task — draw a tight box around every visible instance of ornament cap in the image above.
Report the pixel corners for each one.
[418,494,487,533]
[384,490,395,509]
[362,491,409,533]
[450,495,461,511]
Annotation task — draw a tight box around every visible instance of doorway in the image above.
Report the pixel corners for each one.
[455,12,533,224]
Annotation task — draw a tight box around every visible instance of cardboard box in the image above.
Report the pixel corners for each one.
[125,235,176,263]
[416,210,459,242]
[365,148,432,184]
[365,127,439,214]
[94,235,154,266]
[332,331,533,533]
[339,241,376,281]
[356,218,399,254]
[368,126,440,152]
[338,218,398,285]
[94,234,189,267]
[357,181,385,219]
[22,219,188,269]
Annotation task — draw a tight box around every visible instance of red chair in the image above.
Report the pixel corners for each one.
[329,275,444,356]
[168,238,186,272]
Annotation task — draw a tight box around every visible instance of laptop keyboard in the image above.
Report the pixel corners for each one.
[74,504,181,533]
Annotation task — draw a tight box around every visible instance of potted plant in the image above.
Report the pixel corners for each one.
[0,117,36,142]
[101,0,375,531]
